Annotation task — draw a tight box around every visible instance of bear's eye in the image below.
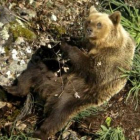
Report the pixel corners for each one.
[97,22,102,29]
[87,20,91,24]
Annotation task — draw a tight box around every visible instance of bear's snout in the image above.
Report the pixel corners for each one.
[86,27,93,35]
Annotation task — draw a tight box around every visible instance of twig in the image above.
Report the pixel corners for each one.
[52,46,65,97]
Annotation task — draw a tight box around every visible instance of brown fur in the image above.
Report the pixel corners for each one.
[4,6,135,139]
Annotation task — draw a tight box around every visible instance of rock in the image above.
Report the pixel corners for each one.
[0,6,36,86]
[0,101,6,109]
[62,130,79,140]
[0,6,15,24]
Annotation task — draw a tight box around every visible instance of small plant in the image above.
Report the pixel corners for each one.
[95,117,126,140]
[95,125,126,140]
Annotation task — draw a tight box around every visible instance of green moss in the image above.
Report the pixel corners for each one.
[50,24,66,39]
[9,23,36,41]
[55,25,66,35]
[4,46,10,56]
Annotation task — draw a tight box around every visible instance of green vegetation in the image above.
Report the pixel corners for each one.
[0,135,35,140]
[123,53,140,109]
[0,135,24,140]
[95,117,126,140]
[95,125,126,140]
[102,0,140,109]
[9,23,36,41]
[74,105,106,121]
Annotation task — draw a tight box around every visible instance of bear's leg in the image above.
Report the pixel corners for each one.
[4,62,48,97]
[33,92,90,139]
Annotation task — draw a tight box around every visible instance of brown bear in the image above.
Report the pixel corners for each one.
[4,6,135,139]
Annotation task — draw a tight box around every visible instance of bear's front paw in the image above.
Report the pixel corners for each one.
[3,85,29,97]
[3,86,20,96]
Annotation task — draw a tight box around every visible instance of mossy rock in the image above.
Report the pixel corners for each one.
[9,22,36,41]
[50,24,66,39]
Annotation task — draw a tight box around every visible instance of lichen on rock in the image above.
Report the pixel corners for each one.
[9,22,36,41]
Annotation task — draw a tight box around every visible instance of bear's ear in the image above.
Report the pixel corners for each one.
[109,11,121,26]
[89,6,98,14]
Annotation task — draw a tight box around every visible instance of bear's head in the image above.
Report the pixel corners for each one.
[85,6,122,46]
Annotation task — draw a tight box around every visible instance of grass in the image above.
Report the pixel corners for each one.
[126,53,140,109]
[74,106,105,121]
[101,0,140,109]
[0,134,33,140]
